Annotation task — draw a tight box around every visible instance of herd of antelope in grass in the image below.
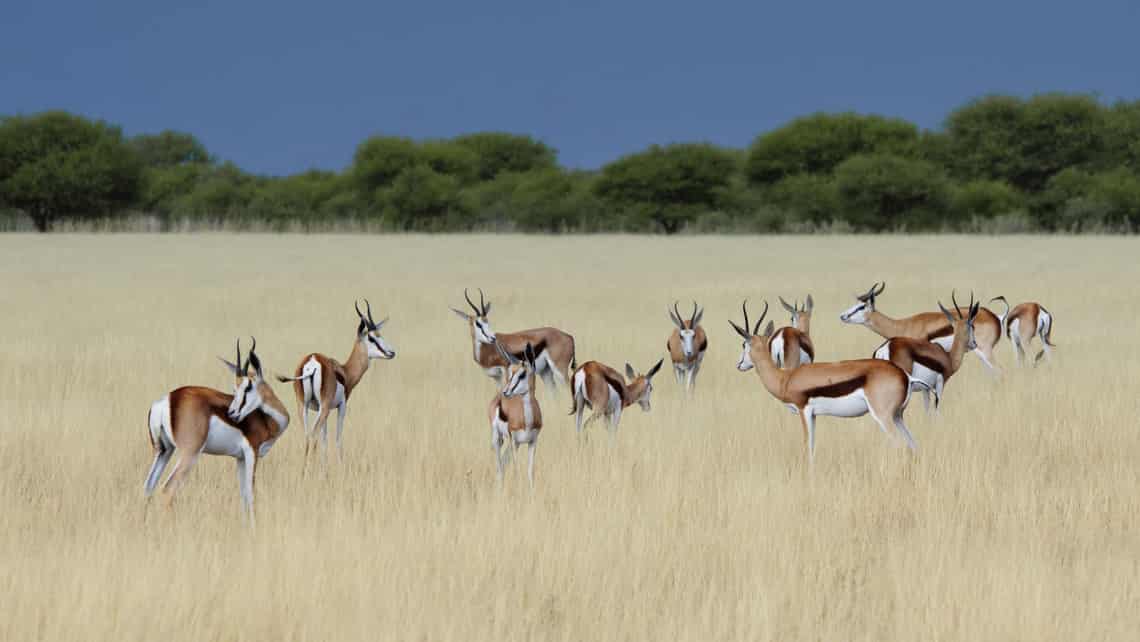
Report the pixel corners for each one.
[143,284,1056,524]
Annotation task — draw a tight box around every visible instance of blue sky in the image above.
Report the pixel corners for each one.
[3,0,1137,175]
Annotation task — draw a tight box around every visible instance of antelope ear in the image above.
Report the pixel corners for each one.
[728,320,750,340]
[668,307,683,329]
[524,342,536,366]
[805,295,813,312]
[763,320,775,337]
[938,301,954,324]
[248,352,263,379]
[646,358,664,379]
[451,308,472,321]
[625,363,636,380]
[482,302,492,317]
[218,357,242,376]
[970,301,981,320]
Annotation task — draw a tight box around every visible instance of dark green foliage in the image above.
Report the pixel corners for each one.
[131,131,211,167]
[950,180,1024,220]
[376,165,466,230]
[453,133,557,181]
[834,154,951,230]
[595,143,738,233]
[764,174,840,225]
[746,113,919,186]
[1037,168,1140,230]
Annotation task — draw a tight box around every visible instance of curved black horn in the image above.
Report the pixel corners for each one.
[463,289,480,315]
[951,290,961,320]
[672,301,683,326]
[690,301,698,325]
[875,281,886,295]
[365,298,375,325]
[742,299,751,336]
[478,288,487,315]
[355,300,366,320]
[247,335,260,375]
[752,300,769,335]
[235,338,242,375]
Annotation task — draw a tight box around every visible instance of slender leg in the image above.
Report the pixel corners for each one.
[1011,336,1025,367]
[933,377,944,414]
[527,438,538,488]
[687,362,701,394]
[236,442,257,527]
[921,386,931,414]
[674,365,685,387]
[492,424,505,483]
[800,407,816,464]
[161,450,201,510]
[892,412,918,451]
[144,447,173,497]
[335,403,347,463]
[575,401,585,434]
[975,346,1000,376]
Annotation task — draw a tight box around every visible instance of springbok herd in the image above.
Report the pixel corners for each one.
[143,284,1055,524]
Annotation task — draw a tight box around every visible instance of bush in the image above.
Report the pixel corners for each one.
[377,165,467,230]
[950,180,1023,220]
[834,154,951,230]
[764,174,840,225]
[453,132,557,181]
[1039,169,1140,231]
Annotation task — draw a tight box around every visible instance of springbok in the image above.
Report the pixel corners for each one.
[451,288,576,392]
[731,300,925,461]
[488,341,542,486]
[990,296,1056,365]
[770,295,815,369]
[839,282,1002,373]
[145,338,289,524]
[569,357,664,435]
[873,292,979,412]
[276,300,395,471]
[666,301,707,391]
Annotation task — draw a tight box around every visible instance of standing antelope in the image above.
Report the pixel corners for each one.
[873,292,979,412]
[488,341,542,486]
[839,282,1003,373]
[666,301,707,391]
[145,338,289,524]
[569,357,664,435]
[451,288,576,392]
[731,300,925,461]
[770,295,815,369]
[276,300,395,471]
[990,296,1056,365]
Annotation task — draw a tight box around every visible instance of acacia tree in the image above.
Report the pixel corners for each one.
[0,111,142,231]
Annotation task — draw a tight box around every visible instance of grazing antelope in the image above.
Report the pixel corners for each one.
[839,282,1003,373]
[990,296,1056,365]
[569,357,664,435]
[276,300,395,471]
[145,338,289,524]
[873,292,979,412]
[451,288,576,392]
[770,295,815,369]
[730,300,925,461]
[666,301,707,391]
[488,341,542,486]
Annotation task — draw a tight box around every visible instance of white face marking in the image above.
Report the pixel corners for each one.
[473,318,496,344]
[365,330,396,359]
[228,378,262,422]
[839,301,871,324]
[737,341,754,371]
[501,364,531,398]
[679,329,696,358]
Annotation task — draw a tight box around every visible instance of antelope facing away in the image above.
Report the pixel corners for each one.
[145,338,289,524]
[770,295,815,369]
[451,288,576,393]
[569,357,664,436]
[731,300,925,461]
[276,300,395,471]
[873,292,979,412]
[990,296,1056,365]
[839,282,1003,373]
[666,301,707,392]
[488,341,542,486]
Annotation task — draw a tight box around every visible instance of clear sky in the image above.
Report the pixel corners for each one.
[3,0,1137,176]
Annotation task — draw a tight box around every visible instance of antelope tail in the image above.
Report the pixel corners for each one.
[567,368,586,415]
[1039,305,1056,347]
[989,295,1011,338]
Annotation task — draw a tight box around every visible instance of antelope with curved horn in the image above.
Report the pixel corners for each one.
[990,296,1056,366]
[770,295,815,369]
[731,301,925,461]
[666,301,707,392]
[488,341,543,486]
[839,282,1003,374]
[276,300,395,472]
[873,292,979,412]
[145,338,289,524]
[568,357,664,436]
[451,288,576,393]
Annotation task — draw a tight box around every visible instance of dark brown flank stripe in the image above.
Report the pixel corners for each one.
[334,370,346,388]
[804,375,867,399]
[800,335,815,361]
[926,325,953,341]
[508,338,548,362]
[600,370,628,405]
[912,352,947,375]
[497,403,509,423]
[698,336,708,352]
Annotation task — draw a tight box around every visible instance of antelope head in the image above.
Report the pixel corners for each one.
[625,358,665,411]
[729,300,775,372]
[939,291,981,352]
[356,299,396,359]
[219,337,266,423]
[839,282,885,325]
[668,300,704,359]
[779,294,813,333]
[451,288,496,346]
[496,341,536,398]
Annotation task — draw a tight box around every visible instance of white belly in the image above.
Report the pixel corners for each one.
[512,429,539,444]
[334,382,346,407]
[910,361,939,389]
[931,335,953,351]
[203,417,249,457]
[807,390,869,418]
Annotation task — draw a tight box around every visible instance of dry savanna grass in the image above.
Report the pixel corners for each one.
[0,234,1137,641]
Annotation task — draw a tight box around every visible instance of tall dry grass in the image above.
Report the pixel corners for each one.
[0,234,1136,641]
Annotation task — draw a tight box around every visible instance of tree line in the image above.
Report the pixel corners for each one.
[2,93,1138,233]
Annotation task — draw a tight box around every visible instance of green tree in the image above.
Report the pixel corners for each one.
[595,143,738,233]
[168,162,259,220]
[949,180,1024,220]
[746,113,919,186]
[1038,168,1140,230]
[351,136,420,201]
[130,131,211,167]
[418,140,480,185]
[0,111,142,231]
[834,154,951,230]
[1102,100,1140,171]
[765,174,840,225]
[377,165,465,230]
[453,132,557,181]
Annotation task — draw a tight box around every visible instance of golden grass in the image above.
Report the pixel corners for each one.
[0,234,1136,641]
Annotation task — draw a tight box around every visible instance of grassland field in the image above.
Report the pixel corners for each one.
[0,234,1136,641]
